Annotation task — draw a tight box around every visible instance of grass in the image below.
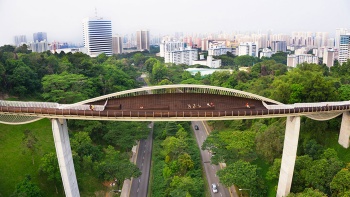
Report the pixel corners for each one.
[0,119,106,197]
[0,119,63,196]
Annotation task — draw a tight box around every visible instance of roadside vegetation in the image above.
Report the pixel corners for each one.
[150,122,205,197]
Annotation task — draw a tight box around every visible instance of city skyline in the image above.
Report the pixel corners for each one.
[0,0,349,46]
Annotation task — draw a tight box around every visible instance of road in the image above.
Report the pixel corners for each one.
[192,121,233,197]
[130,122,153,197]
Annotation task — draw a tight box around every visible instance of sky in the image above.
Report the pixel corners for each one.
[0,0,349,46]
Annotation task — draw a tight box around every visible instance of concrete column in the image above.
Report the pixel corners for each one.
[276,116,300,197]
[51,119,80,197]
[339,112,350,148]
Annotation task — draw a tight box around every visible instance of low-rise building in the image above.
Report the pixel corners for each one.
[287,54,318,67]
[165,47,198,65]
[192,56,221,68]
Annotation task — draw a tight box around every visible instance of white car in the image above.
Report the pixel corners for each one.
[212,183,218,193]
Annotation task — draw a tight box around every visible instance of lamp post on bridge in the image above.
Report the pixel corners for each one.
[239,188,251,197]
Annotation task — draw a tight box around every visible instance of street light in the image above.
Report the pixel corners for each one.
[239,188,251,197]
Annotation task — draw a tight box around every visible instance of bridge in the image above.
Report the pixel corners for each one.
[1,84,349,197]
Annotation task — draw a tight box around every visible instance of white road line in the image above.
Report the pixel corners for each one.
[142,163,143,166]
[212,166,214,169]
[139,179,140,182]
[143,156,144,160]
[137,188,139,193]
[220,192,223,197]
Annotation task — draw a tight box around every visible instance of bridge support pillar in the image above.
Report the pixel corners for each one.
[276,116,300,197]
[51,119,80,197]
[339,112,350,148]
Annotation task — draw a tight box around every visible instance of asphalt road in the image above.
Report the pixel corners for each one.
[130,122,153,197]
[192,121,232,197]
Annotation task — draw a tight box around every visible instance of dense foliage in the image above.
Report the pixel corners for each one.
[151,122,204,197]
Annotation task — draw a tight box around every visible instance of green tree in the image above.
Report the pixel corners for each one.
[39,152,61,194]
[217,160,266,197]
[97,146,141,189]
[22,129,40,165]
[288,188,327,197]
[11,175,42,197]
[330,166,350,197]
[152,61,168,83]
[42,72,96,103]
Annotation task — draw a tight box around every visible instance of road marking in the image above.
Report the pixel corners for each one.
[212,166,214,169]
[139,179,140,182]
[201,121,210,135]
[143,156,144,160]
[142,163,143,166]
[137,188,139,193]
[220,192,223,197]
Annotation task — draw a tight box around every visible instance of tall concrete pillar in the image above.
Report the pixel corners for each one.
[339,112,350,148]
[51,119,80,197]
[276,116,300,197]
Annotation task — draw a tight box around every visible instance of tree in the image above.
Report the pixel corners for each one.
[330,166,350,197]
[161,136,187,160]
[97,146,141,189]
[255,120,285,163]
[11,175,42,197]
[41,72,96,103]
[287,188,327,197]
[152,61,168,83]
[22,129,40,165]
[103,122,149,152]
[217,160,266,197]
[177,153,194,175]
[70,132,102,162]
[39,152,61,194]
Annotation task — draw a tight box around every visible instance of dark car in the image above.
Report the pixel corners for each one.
[194,125,199,130]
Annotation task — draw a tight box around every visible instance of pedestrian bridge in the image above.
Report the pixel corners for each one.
[0,84,349,124]
[1,84,349,197]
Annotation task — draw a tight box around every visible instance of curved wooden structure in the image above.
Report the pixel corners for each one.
[0,84,349,124]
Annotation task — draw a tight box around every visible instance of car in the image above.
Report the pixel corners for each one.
[194,125,199,130]
[212,183,218,193]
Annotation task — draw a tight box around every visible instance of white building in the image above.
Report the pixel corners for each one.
[238,42,258,57]
[30,40,48,53]
[339,34,350,65]
[159,40,185,57]
[208,46,232,56]
[260,48,274,58]
[165,47,198,65]
[192,56,221,68]
[287,54,318,67]
[14,35,27,46]
[82,17,112,57]
[323,48,335,68]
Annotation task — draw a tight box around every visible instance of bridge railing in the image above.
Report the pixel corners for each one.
[293,101,350,108]
[262,101,294,110]
[58,99,108,112]
[0,100,59,108]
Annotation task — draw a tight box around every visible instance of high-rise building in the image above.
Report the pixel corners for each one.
[323,48,335,68]
[14,35,27,46]
[238,42,258,57]
[30,40,49,53]
[137,30,150,51]
[159,40,185,57]
[33,32,47,42]
[112,35,123,54]
[335,28,348,49]
[339,34,350,65]
[82,17,112,57]
[271,41,286,52]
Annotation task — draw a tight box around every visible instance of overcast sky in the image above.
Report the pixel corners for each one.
[0,0,349,46]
